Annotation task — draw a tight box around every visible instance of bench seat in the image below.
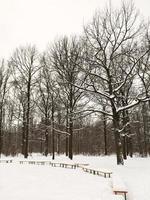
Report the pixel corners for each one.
[19,160,51,165]
[75,163,89,168]
[82,166,112,178]
[112,174,128,200]
[0,159,13,163]
[51,162,76,169]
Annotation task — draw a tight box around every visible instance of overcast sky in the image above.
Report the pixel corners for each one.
[0,0,150,59]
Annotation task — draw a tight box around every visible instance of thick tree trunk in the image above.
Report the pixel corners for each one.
[44,117,49,156]
[142,104,148,157]
[0,106,3,157]
[69,118,73,160]
[45,129,49,156]
[24,74,31,158]
[77,130,80,154]
[0,117,2,158]
[65,106,69,156]
[128,137,133,157]
[113,114,124,165]
[122,135,127,160]
[136,122,143,156]
[103,107,107,155]
[22,108,26,155]
[122,109,127,160]
[51,97,55,160]
[65,137,69,156]
[57,134,60,155]
[135,113,143,156]
[52,128,55,160]
[68,90,73,160]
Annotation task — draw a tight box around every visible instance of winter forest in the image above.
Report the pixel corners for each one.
[1,1,150,167]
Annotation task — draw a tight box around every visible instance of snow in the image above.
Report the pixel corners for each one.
[112,173,127,191]
[0,154,150,200]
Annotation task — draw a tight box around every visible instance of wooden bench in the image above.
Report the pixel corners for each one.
[75,163,89,168]
[50,162,64,167]
[61,163,76,169]
[112,174,128,200]
[112,194,124,200]
[19,160,32,164]
[19,160,35,164]
[51,162,76,169]
[82,166,112,178]
[19,160,51,165]
[0,159,13,163]
[36,161,51,165]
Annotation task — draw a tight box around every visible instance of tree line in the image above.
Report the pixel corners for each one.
[0,1,150,164]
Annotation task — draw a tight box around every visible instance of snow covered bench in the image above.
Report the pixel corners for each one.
[19,160,51,165]
[51,162,76,169]
[34,161,51,165]
[112,194,124,200]
[60,163,76,169]
[82,166,112,178]
[112,174,128,200]
[0,159,13,163]
[75,163,89,168]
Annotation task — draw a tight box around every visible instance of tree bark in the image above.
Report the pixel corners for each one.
[113,113,124,165]
[122,135,127,160]
[103,106,107,155]
[51,96,55,160]
[65,106,69,156]
[0,112,3,157]
[24,73,31,158]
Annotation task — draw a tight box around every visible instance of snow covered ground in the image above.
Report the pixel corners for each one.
[0,154,150,200]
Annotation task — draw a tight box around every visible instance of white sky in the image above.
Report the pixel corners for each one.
[0,0,150,59]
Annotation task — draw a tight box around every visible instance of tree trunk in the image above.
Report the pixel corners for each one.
[128,137,133,157]
[68,84,74,160]
[142,104,148,157]
[57,134,60,155]
[65,106,69,156]
[69,118,73,159]
[65,137,69,156]
[0,114,3,158]
[44,116,49,156]
[45,129,49,156]
[136,120,143,156]
[122,135,127,160]
[103,107,107,155]
[24,74,31,158]
[22,108,26,155]
[51,97,55,160]
[113,113,124,165]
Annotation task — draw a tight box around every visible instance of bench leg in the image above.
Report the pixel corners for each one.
[124,193,127,200]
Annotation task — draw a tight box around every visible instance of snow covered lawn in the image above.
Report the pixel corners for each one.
[0,160,111,200]
[0,155,150,200]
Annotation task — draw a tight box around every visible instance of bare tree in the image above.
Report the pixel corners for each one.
[51,36,86,159]
[10,45,40,158]
[77,2,150,164]
[0,60,10,157]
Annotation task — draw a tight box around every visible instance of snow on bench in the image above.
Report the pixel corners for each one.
[18,160,81,169]
[50,162,77,169]
[50,162,89,169]
[82,166,112,178]
[112,173,128,200]
[112,194,124,200]
[74,163,89,168]
[19,160,51,165]
[0,159,13,163]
